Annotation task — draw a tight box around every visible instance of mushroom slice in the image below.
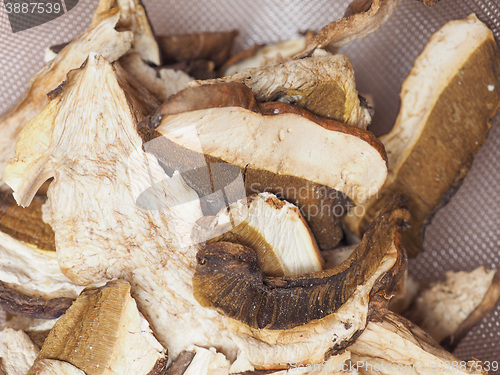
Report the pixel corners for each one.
[294,0,401,58]
[193,192,323,277]
[222,37,309,76]
[0,328,39,375]
[0,10,132,191]
[92,0,161,65]
[192,54,372,129]
[349,312,486,375]
[345,15,500,256]
[120,52,193,102]
[28,280,167,375]
[3,316,58,349]
[31,360,85,375]
[193,197,407,368]
[146,83,386,249]
[407,267,500,350]
[158,31,238,68]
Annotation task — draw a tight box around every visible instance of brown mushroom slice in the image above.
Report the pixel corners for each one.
[4,51,386,371]
[120,52,193,102]
[0,10,133,191]
[349,312,486,375]
[147,87,386,249]
[193,196,407,331]
[407,267,500,350]
[223,37,309,76]
[158,31,238,68]
[0,328,39,375]
[0,192,55,254]
[31,360,85,375]
[92,0,161,65]
[294,0,401,58]
[194,192,323,277]
[345,15,500,256]
[193,54,372,129]
[28,280,167,375]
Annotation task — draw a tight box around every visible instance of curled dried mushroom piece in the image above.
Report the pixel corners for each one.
[194,195,407,332]
[193,192,323,277]
[0,328,39,375]
[345,14,500,256]
[295,0,402,58]
[407,267,500,350]
[193,54,372,129]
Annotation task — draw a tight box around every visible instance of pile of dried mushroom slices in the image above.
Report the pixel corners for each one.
[0,0,499,374]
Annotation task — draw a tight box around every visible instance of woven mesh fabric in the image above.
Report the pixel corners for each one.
[1,0,500,371]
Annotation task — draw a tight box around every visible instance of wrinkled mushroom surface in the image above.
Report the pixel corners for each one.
[345,14,500,256]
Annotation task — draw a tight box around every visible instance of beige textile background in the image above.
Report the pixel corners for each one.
[0,0,499,371]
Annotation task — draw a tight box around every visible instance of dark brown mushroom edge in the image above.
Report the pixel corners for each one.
[193,196,408,362]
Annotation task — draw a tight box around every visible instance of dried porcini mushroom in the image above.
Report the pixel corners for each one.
[349,312,486,375]
[193,192,323,277]
[193,196,408,330]
[407,267,500,350]
[92,0,161,65]
[0,328,39,375]
[222,37,309,76]
[158,31,238,68]
[0,282,73,320]
[345,15,500,256]
[192,54,372,129]
[28,280,167,375]
[0,192,54,254]
[143,82,386,250]
[294,0,402,58]
[119,52,193,102]
[0,10,132,191]
[31,359,86,375]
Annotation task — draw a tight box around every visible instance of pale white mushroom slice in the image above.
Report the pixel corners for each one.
[31,360,85,375]
[92,0,161,65]
[28,280,167,375]
[0,10,132,191]
[349,312,486,375]
[194,192,323,277]
[0,328,39,375]
[5,52,401,372]
[407,267,500,349]
[345,14,500,256]
[120,52,193,102]
[193,54,372,129]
